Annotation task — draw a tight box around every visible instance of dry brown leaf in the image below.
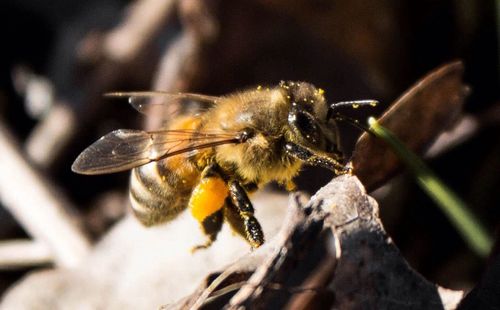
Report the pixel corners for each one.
[351,61,469,191]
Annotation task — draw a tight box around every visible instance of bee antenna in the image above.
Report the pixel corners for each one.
[330,100,379,110]
[327,99,378,134]
[330,112,374,135]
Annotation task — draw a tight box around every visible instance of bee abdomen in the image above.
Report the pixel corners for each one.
[129,163,190,226]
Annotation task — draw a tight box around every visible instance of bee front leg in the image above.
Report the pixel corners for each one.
[189,165,228,251]
[224,181,264,248]
[285,142,351,175]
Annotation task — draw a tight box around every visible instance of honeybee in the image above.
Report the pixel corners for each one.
[72,81,377,249]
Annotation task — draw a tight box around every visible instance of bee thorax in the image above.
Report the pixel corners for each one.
[216,138,302,185]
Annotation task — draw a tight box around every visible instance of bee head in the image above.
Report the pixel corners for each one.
[281,81,342,156]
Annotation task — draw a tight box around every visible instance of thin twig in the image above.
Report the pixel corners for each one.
[104,0,177,62]
[425,115,479,158]
[145,0,219,130]
[0,239,53,269]
[25,0,178,169]
[25,102,76,168]
[0,122,91,268]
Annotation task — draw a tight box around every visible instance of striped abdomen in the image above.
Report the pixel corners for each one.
[129,158,199,226]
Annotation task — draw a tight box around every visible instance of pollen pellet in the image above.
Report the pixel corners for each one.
[189,177,228,222]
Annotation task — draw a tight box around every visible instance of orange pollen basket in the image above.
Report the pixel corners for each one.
[189,177,229,222]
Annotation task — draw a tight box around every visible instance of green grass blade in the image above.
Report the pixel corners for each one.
[367,117,492,257]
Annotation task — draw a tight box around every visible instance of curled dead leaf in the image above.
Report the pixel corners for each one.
[351,61,469,191]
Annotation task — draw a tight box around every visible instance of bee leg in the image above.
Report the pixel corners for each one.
[191,209,223,252]
[189,165,229,251]
[285,142,351,175]
[224,181,264,248]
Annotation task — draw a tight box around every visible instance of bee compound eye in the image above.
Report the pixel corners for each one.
[290,111,320,144]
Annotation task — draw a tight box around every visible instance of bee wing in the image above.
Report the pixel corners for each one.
[72,129,240,175]
[104,91,220,117]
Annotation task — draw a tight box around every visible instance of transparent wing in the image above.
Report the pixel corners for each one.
[72,129,240,175]
[104,91,220,117]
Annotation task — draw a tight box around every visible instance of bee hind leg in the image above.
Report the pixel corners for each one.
[224,180,264,248]
[191,209,223,252]
[189,164,228,251]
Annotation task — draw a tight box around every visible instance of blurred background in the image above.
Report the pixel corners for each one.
[0,0,498,300]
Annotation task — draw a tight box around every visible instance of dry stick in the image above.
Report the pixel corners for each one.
[104,0,177,62]
[25,0,177,169]
[144,0,218,130]
[25,102,76,169]
[0,239,52,269]
[144,33,201,130]
[189,261,256,309]
[171,252,265,309]
[426,101,500,158]
[0,123,90,268]
[425,115,479,158]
